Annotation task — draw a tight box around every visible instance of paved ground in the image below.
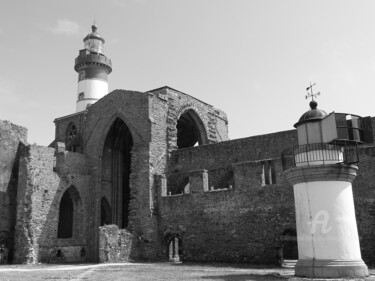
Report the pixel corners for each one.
[0,263,374,281]
[0,262,295,281]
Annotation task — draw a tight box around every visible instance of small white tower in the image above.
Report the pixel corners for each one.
[283,94,368,278]
[74,24,112,112]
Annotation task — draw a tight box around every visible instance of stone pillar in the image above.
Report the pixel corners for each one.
[173,237,180,262]
[169,240,173,261]
[285,164,368,278]
[189,170,208,193]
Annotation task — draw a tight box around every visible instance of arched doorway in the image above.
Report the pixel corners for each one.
[102,118,133,228]
[281,228,298,263]
[176,109,207,149]
[57,186,82,239]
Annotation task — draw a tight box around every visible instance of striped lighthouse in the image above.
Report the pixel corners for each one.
[74,24,112,112]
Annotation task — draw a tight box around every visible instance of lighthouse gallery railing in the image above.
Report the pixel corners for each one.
[281,143,359,171]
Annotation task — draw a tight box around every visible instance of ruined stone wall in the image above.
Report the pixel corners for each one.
[168,130,298,173]
[99,225,134,262]
[157,159,295,263]
[0,120,27,263]
[81,90,152,261]
[54,112,85,152]
[156,130,298,263]
[149,87,229,153]
[352,145,375,266]
[14,145,90,264]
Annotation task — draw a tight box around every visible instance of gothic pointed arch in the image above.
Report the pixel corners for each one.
[101,117,133,228]
[176,109,208,149]
[57,186,82,239]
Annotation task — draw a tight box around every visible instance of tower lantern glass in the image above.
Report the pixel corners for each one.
[83,25,105,54]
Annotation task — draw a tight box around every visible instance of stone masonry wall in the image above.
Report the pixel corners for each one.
[99,225,134,262]
[149,87,229,154]
[81,90,152,261]
[352,145,375,266]
[0,120,27,263]
[14,145,90,264]
[157,158,295,263]
[169,130,298,173]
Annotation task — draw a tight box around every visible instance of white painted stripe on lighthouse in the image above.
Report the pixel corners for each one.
[76,79,109,112]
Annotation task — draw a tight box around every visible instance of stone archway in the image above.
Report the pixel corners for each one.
[176,109,207,149]
[57,186,82,239]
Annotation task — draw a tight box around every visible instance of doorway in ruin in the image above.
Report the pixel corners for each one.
[167,236,182,262]
[176,109,207,149]
[102,118,133,228]
[281,228,298,262]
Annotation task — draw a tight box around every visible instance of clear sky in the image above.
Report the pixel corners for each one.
[1,0,375,146]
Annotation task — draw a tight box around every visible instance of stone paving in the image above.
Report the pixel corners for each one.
[0,263,374,281]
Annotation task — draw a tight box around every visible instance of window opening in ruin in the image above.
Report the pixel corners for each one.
[208,169,234,191]
[102,118,133,228]
[176,110,206,149]
[168,176,189,195]
[100,197,112,226]
[66,123,79,152]
[261,161,276,186]
[57,190,74,238]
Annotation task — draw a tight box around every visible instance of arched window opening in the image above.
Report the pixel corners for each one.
[57,190,74,238]
[176,110,206,149]
[102,118,133,229]
[101,197,112,226]
[66,123,79,152]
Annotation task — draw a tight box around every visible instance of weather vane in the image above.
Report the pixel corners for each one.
[305,82,320,101]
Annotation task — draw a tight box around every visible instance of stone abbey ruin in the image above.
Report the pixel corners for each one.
[1,25,375,271]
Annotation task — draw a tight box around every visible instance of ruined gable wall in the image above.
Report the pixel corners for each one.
[14,145,90,264]
[53,113,85,152]
[0,120,27,262]
[81,90,152,261]
[150,88,229,154]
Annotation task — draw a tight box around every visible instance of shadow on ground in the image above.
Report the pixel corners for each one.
[201,273,285,281]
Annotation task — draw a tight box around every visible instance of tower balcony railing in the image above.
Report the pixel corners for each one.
[281,143,359,171]
[74,53,112,72]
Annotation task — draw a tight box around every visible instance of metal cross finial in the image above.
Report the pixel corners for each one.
[305,82,320,101]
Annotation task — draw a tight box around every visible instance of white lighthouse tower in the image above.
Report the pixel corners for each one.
[283,86,368,279]
[74,24,112,112]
